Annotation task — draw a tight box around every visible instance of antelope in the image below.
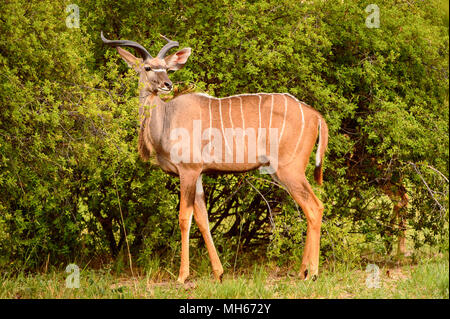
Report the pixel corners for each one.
[101,32,329,283]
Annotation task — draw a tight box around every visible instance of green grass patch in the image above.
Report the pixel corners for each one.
[0,253,447,299]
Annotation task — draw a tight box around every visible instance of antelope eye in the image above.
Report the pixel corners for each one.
[144,66,151,71]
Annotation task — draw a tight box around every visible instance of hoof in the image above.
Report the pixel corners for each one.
[177,270,189,284]
[300,269,308,280]
[213,268,224,283]
[177,274,189,284]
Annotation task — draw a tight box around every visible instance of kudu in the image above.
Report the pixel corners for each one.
[101,32,329,283]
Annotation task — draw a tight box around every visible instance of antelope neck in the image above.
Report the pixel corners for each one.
[139,92,164,119]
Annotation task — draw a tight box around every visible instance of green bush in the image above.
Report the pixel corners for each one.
[0,0,448,272]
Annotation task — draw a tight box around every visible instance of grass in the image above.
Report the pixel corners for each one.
[0,253,448,299]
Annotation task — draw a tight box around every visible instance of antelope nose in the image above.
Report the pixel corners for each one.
[164,82,172,90]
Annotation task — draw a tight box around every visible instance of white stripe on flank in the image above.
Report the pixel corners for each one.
[239,96,245,132]
[229,98,234,130]
[219,99,232,154]
[315,118,322,167]
[196,92,315,165]
[208,98,212,141]
[269,94,274,129]
[258,94,262,129]
[229,99,234,160]
[239,96,245,148]
[279,94,287,143]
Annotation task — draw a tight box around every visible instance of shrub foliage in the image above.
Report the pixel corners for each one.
[0,0,448,271]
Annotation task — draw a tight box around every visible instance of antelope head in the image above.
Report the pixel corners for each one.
[101,31,191,95]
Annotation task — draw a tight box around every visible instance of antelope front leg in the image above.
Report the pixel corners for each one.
[178,209,193,284]
[193,175,224,282]
[303,213,323,280]
[177,173,198,284]
[299,230,312,280]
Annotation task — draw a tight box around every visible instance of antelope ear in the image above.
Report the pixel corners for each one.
[164,48,191,71]
[116,47,143,72]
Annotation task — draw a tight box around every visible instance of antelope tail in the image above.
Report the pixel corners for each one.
[314,116,328,185]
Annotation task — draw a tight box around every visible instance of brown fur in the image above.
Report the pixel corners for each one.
[105,39,329,283]
[138,126,151,161]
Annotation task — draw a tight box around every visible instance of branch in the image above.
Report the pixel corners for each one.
[247,175,302,219]
[408,162,447,215]
[427,165,449,183]
[245,178,275,230]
